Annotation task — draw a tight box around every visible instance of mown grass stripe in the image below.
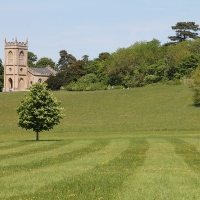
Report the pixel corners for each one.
[0,141,18,148]
[1,139,108,177]
[0,139,129,199]
[24,138,148,200]
[0,141,31,151]
[0,140,59,157]
[0,140,72,160]
[0,140,93,168]
[114,138,200,200]
[181,137,200,152]
[167,137,200,172]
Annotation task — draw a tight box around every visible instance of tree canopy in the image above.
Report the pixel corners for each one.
[16,83,65,141]
[35,57,56,70]
[57,50,76,71]
[46,60,85,90]
[168,22,200,44]
[82,55,89,64]
[28,52,38,67]
[26,21,200,91]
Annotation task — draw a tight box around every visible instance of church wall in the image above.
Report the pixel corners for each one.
[27,71,50,88]
[4,39,56,92]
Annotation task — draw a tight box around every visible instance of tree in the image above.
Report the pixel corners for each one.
[57,50,76,71]
[82,55,89,64]
[28,52,37,67]
[64,60,85,83]
[168,22,200,44]
[97,52,110,61]
[178,53,200,78]
[0,59,4,91]
[106,39,164,87]
[46,60,85,90]
[16,83,64,141]
[46,72,66,90]
[35,57,56,70]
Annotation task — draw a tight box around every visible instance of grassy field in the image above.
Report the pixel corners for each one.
[1,84,200,199]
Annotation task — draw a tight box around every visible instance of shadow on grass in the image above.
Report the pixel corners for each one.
[19,139,64,142]
[188,103,200,107]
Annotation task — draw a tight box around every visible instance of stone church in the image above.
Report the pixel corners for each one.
[3,38,57,92]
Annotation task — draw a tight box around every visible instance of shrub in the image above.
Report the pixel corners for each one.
[65,79,107,91]
[190,67,200,106]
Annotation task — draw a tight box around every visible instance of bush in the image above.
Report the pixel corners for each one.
[190,67,200,106]
[193,86,200,105]
[144,75,160,84]
[165,79,182,85]
[65,80,107,91]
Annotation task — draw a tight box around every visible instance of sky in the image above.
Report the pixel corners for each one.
[0,0,200,64]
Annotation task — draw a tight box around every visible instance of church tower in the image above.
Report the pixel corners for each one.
[4,38,28,91]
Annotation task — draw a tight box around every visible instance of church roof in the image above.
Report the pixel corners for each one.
[29,66,57,76]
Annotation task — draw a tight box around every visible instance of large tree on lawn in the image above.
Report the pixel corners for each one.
[168,22,200,44]
[16,83,64,141]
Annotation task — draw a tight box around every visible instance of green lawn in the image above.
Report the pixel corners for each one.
[1,84,200,199]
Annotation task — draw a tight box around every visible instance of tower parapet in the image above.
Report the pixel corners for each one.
[5,38,28,48]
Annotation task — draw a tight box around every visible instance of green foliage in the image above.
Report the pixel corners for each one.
[188,38,200,54]
[65,74,107,91]
[64,60,85,83]
[106,47,135,87]
[165,41,191,79]
[168,22,200,44]
[0,59,4,92]
[51,33,200,91]
[35,57,56,69]
[46,60,85,90]
[46,74,64,90]
[106,39,165,87]
[144,60,167,84]
[81,73,99,84]
[178,54,200,78]
[57,50,76,70]
[16,83,64,140]
[84,59,108,84]
[190,68,200,105]
[96,52,110,61]
[82,55,89,64]
[28,52,37,67]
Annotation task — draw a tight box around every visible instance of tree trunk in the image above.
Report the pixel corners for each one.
[36,131,39,141]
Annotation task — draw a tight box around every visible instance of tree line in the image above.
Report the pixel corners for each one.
[1,21,200,92]
[46,21,200,91]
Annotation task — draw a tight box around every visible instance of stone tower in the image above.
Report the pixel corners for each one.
[4,38,28,91]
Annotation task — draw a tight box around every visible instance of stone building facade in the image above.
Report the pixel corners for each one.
[4,38,56,92]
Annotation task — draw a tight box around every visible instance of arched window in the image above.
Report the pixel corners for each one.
[8,51,13,65]
[8,78,13,89]
[19,51,24,65]
[19,78,24,90]
[38,78,42,83]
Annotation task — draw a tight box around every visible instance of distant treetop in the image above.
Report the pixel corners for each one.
[168,22,200,44]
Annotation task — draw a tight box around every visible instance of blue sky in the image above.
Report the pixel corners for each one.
[0,0,199,64]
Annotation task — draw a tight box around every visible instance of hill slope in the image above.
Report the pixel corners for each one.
[0,84,198,136]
